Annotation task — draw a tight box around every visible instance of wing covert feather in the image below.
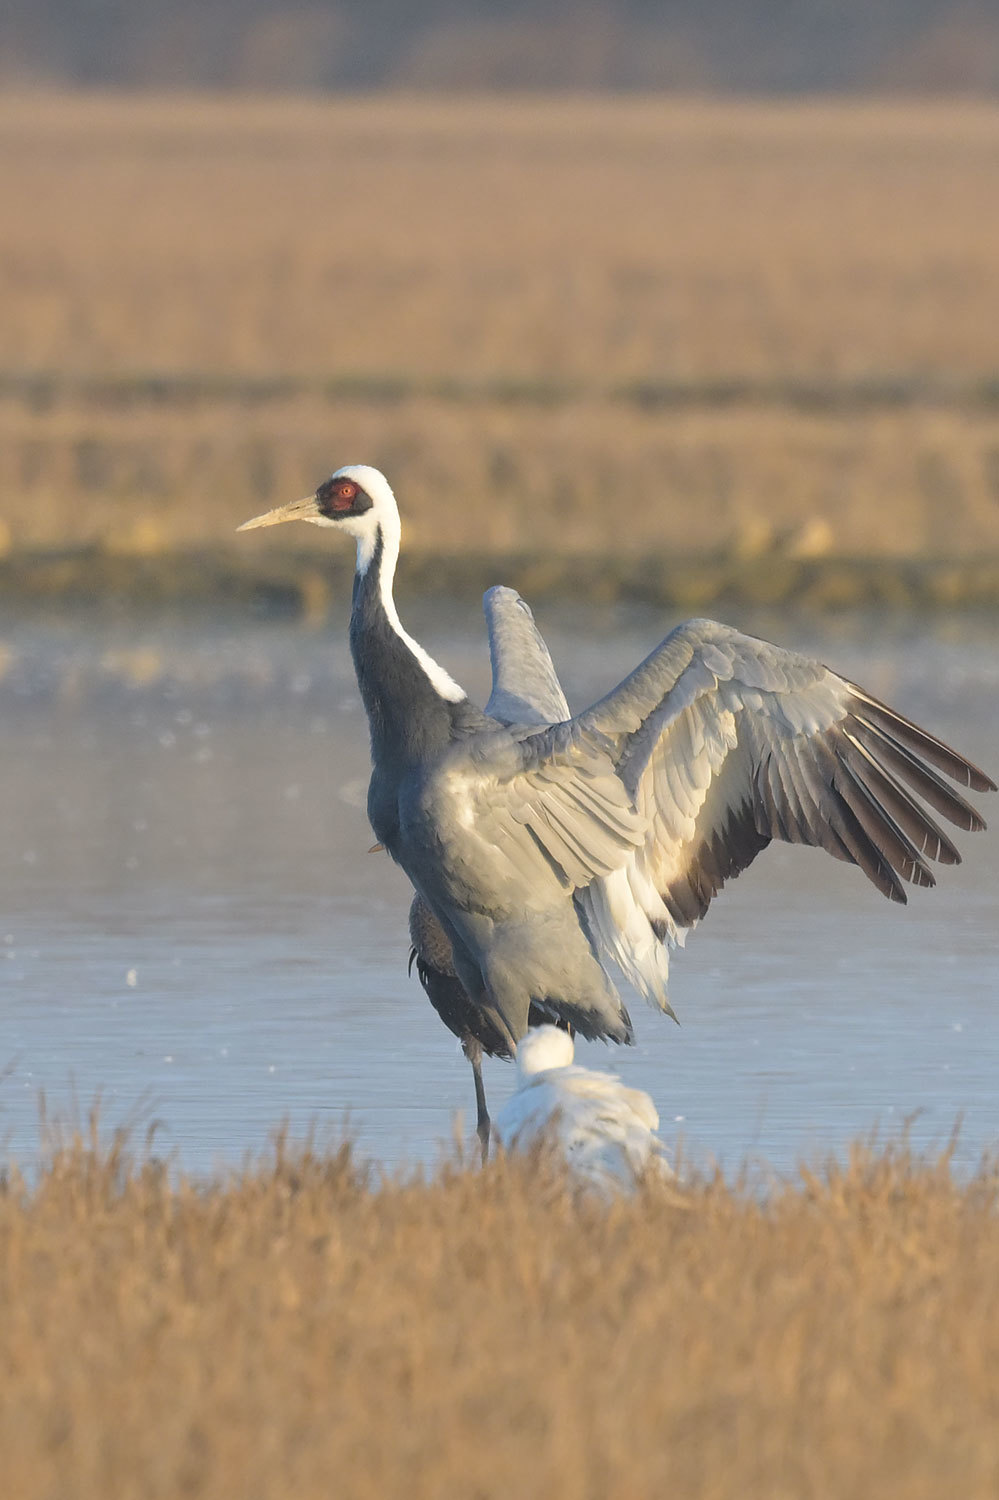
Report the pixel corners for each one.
[499,729,646,888]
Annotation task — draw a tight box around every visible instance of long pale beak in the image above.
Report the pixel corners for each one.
[237,495,322,531]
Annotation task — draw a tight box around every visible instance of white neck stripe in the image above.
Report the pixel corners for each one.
[340,467,465,705]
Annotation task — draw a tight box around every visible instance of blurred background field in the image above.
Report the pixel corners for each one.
[3,94,999,600]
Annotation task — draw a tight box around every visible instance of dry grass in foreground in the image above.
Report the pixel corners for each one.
[1,1130,998,1499]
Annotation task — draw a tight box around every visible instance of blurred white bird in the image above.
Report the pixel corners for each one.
[495,1026,671,1193]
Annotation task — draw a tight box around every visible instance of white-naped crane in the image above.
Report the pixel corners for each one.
[239,465,995,1153]
[494,1024,671,1194]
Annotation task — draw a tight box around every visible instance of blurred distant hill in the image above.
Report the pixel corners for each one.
[3,1,999,94]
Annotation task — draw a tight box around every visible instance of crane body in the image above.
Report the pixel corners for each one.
[239,465,995,1152]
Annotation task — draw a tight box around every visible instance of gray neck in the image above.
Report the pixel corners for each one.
[349,529,468,768]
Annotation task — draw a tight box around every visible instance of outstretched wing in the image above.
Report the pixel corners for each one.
[566,617,994,1009]
[483,586,570,728]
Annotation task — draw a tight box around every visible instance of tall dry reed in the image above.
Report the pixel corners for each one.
[1,1127,998,1499]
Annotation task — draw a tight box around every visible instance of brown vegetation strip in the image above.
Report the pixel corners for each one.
[4,392,999,561]
[8,368,999,413]
[1,1133,998,1499]
[4,548,999,617]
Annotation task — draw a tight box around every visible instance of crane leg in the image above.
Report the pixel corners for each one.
[470,1050,491,1164]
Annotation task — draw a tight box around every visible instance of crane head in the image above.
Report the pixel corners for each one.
[238,465,394,535]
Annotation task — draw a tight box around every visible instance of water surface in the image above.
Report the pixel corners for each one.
[1,603,996,1176]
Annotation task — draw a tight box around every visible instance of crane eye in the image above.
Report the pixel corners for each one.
[332,481,357,509]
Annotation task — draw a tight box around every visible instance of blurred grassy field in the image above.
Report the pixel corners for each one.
[3,94,999,589]
[2,1130,998,1500]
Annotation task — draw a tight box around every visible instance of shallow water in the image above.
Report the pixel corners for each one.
[0,602,997,1177]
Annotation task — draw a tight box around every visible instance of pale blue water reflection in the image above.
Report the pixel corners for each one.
[0,604,996,1176]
